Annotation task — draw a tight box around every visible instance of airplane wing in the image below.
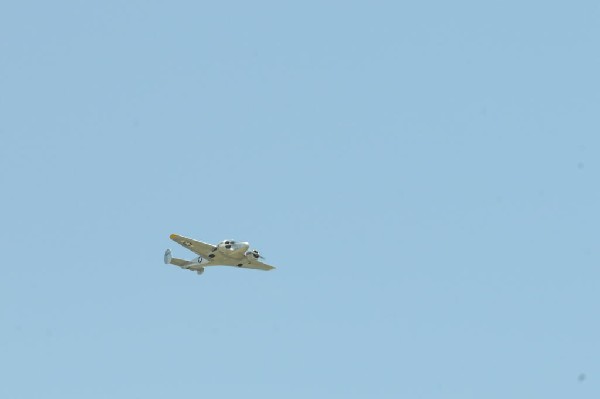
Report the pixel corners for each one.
[243,259,276,271]
[169,234,216,257]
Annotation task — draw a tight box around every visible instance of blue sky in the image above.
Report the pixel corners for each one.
[1,1,599,398]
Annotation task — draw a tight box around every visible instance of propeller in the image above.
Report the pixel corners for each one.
[252,249,266,260]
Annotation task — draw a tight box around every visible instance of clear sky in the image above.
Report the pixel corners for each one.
[1,1,599,398]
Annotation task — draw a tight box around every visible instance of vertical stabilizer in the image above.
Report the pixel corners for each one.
[164,249,173,264]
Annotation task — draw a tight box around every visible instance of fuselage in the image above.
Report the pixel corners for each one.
[217,240,250,258]
[188,240,255,268]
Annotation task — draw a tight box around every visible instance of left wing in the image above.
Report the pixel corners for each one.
[242,259,276,271]
[170,234,216,257]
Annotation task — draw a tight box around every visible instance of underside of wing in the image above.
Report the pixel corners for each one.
[242,259,276,271]
[170,234,216,257]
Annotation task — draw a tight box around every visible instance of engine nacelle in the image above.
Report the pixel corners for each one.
[245,249,261,260]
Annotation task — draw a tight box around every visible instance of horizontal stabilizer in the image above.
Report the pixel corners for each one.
[164,249,193,268]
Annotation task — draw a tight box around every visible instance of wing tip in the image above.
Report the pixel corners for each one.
[170,233,178,240]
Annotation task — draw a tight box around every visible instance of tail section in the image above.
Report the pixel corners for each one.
[164,249,194,268]
[164,249,205,276]
[164,249,173,264]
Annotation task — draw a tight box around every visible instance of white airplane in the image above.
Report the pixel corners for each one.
[164,234,276,275]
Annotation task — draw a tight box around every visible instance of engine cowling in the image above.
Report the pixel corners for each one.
[245,249,261,260]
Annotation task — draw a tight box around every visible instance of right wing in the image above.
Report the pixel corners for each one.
[243,259,276,271]
[169,234,216,257]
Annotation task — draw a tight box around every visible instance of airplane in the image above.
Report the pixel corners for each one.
[164,233,276,275]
